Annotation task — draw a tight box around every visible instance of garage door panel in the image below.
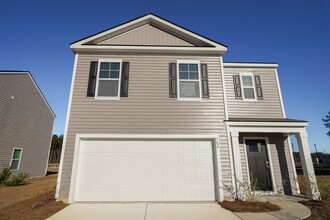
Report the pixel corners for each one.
[74,140,216,202]
[166,155,179,166]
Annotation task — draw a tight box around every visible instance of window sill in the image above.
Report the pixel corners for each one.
[242,99,257,102]
[94,97,120,101]
[177,98,203,102]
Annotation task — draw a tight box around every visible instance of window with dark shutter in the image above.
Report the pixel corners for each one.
[120,62,130,97]
[95,59,122,99]
[254,75,263,100]
[200,63,209,98]
[87,61,98,97]
[169,63,177,98]
[233,75,243,99]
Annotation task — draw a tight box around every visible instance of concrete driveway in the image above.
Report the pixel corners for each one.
[48,203,240,220]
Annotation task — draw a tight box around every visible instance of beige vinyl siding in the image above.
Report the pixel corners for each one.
[58,54,232,199]
[224,67,284,118]
[0,74,54,177]
[239,133,296,194]
[100,24,195,46]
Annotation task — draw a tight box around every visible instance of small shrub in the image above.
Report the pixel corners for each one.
[4,173,29,186]
[239,178,263,202]
[0,164,11,184]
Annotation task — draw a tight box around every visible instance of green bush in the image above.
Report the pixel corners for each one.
[0,164,11,184]
[4,173,29,186]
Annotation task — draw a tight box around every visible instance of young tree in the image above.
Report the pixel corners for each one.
[322,110,330,137]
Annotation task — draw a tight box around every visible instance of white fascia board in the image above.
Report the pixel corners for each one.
[55,54,79,199]
[71,45,225,55]
[70,15,151,47]
[71,14,227,52]
[275,68,286,118]
[223,63,278,68]
[224,121,308,127]
[149,15,226,50]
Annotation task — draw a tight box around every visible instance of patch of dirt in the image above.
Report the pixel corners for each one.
[300,200,330,220]
[0,174,66,219]
[219,200,281,212]
[0,191,67,220]
[0,174,58,209]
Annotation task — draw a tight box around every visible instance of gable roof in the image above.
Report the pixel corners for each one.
[0,71,56,118]
[71,13,227,55]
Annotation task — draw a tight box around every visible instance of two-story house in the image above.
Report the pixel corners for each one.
[56,14,319,203]
[0,71,55,177]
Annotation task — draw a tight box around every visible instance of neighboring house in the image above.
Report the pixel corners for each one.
[0,71,55,177]
[56,14,319,203]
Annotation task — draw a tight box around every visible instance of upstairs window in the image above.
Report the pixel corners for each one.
[10,148,23,170]
[95,59,122,99]
[177,61,201,99]
[240,73,256,100]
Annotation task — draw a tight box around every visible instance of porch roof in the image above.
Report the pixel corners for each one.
[225,118,307,123]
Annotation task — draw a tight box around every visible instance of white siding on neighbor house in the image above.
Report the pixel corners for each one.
[224,67,284,118]
[0,74,54,177]
[100,24,195,46]
[58,54,232,200]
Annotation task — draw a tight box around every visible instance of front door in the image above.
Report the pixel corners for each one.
[245,139,273,191]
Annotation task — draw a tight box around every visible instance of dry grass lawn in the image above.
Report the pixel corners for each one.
[298,175,330,220]
[0,174,66,220]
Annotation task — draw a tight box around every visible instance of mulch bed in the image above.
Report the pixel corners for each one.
[300,200,330,220]
[0,191,67,220]
[219,200,281,212]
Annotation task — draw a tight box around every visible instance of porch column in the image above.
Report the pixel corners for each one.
[231,131,243,198]
[295,129,320,200]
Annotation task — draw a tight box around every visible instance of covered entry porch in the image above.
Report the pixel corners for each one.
[225,118,320,200]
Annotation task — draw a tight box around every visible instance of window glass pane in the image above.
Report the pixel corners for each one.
[243,88,255,99]
[110,70,120,78]
[188,64,198,71]
[248,144,259,152]
[189,71,199,79]
[180,81,200,98]
[13,149,22,159]
[100,62,110,70]
[110,62,120,70]
[242,75,253,87]
[98,80,119,97]
[179,71,188,79]
[179,64,188,71]
[10,160,19,170]
[99,70,109,78]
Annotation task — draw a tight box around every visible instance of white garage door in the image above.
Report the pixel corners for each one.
[74,140,216,201]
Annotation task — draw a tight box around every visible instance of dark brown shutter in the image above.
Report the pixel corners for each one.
[254,75,263,100]
[87,61,98,97]
[233,75,243,99]
[200,63,209,98]
[169,63,177,98]
[120,62,130,97]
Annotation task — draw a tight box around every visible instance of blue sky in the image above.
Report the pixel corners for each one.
[0,0,329,152]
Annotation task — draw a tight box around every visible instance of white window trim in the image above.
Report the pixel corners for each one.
[176,60,202,101]
[240,72,257,101]
[10,148,23,171]
[243,137,277,195]
[95,59,123,100]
